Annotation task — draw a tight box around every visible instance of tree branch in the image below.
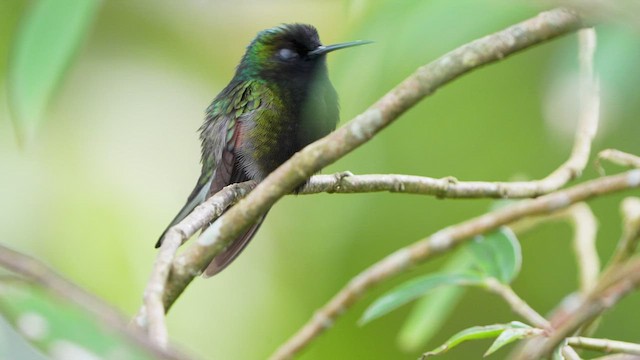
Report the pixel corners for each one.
[135,182,256,346]
[514,257,640,359]
[514,203,600,295]
[483,278,550,330]
[273,26,599,357]
[520,197,640,356]
[596,149,640,176]
[591,355,640,360]
[162,6,585,317]
[507,202,600,293]
[605,197,640,270]
[568,203,600,293]
[137,6,588,349]
[271,170,640,359]
[568,336,640,355]
[0,244,186,360]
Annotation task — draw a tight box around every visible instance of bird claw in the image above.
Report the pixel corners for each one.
[336,171,354,180]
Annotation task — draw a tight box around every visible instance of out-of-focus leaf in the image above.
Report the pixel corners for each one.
[466,227,522,283]
[423,321,530,358]
[484,326,536,356]
[397,250,474,351]
[360,272,482,325]
[0,316,48,360]
[0,280,153,360]
[595,26,640,104]
[8,0,100,144]
[544,24,640,141]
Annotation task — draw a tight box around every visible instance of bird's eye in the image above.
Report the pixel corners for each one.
[278,48,298,60]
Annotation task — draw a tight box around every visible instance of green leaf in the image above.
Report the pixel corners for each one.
[397,250,474,351]
[360,272,482,325]
[466,227,522,283]
[0,280,154,360]
[424,321,530,358]
[484,326,537,356]
[0,316,48,360]
[8,0,100,144]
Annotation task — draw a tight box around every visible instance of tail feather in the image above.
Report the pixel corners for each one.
[156,179,212,248]
[203,213,267,277]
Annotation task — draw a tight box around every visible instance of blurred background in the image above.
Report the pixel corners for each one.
[1,0,640,359]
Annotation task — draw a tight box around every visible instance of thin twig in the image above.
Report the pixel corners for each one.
[515,258,640,359]
[606,197,640,270]
[569,203,600,292]
[136,182,256,344]
[0,244,186,360]
[159,6,585,321]
[503,203,597,357]
[592,355,640,360]
[570,27,601,294]
[480,277,589,359]
[138,169,610,336]
[525,198,640,349]
[596,149,640,176]
[568,336,640,355]
[271,170,640,360]
[299,167,600,199]
[304,6,599,201]
[483,278,549,329]
[507,203,600,293]
[554,0,640,32]
[562,346,582,360]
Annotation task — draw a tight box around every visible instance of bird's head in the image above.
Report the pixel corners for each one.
[236,23,370,81]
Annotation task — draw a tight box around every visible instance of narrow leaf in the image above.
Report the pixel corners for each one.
[467,227,522,283]
[360,272,482,325]
[0,280,154,360]
[397,250,474,351]
[484,327,538,356]
[424,322,530,358]
[8,0,100,144]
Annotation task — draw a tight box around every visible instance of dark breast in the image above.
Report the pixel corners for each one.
[239,77,339,181]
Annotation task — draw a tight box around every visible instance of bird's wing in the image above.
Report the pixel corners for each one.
[203,80,265,197]
[202,81,277,275]
[155,80,266,248]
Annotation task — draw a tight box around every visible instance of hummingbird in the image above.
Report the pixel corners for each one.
[156,24,370,277]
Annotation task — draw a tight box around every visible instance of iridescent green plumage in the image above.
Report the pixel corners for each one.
[157,24,370,276]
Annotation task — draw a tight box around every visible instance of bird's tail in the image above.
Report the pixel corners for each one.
[156,178,212,248]
[202,212,268,277]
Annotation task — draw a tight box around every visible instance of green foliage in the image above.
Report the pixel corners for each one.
[1,1,639,359]
[466,227,522,284]
[7,0,100,144]
[362,228,521,325]
[423,321,531,358]
[0,280,154,360]
[360,272,483,325]
[396,250,474,351]
[595,26,640,106]
[483,326,537,356]
[392,227,522,351]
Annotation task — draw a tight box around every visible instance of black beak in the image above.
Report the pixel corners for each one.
[308,40,373,58]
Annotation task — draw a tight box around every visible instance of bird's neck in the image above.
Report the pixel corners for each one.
[272,65,331,115]
[236,59,329,108]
